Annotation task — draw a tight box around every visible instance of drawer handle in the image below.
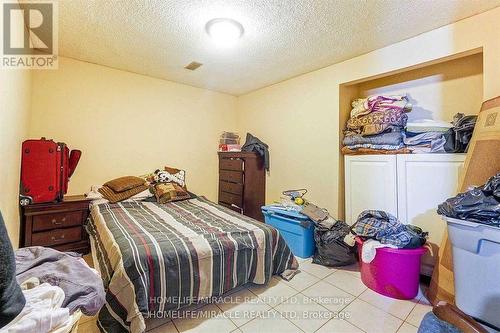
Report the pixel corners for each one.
[51,234,65,242]
[51,218,63,225]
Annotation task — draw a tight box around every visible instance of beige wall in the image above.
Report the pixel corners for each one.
[237,8,500,220]
[0,69,32,247]
[357,53,484,123]
[29,57,237,201]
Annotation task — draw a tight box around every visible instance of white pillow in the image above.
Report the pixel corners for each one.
[127,188,154,201]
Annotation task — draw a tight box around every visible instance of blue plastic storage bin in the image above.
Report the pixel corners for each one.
[262,205,315,258]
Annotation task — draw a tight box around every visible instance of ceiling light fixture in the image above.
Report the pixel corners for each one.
[205,18,244,47]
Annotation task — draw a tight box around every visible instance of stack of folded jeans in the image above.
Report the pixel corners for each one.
[343,94,412,153]
[404,119,452,153]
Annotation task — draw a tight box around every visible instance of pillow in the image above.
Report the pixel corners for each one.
[99,184,149,203]
[104,176,146,193]
[127,188,154,201]
[152,183,191,204]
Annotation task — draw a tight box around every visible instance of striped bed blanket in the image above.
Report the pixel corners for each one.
[87,196,298,332]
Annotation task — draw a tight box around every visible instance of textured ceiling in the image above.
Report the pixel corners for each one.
[58,0,500,96]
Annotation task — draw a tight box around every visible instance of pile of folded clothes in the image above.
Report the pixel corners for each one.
[404,113,478,153]
[342,94,413,154]
[404,118,452,153]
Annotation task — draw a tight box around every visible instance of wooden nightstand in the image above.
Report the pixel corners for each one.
[20,195,91,254]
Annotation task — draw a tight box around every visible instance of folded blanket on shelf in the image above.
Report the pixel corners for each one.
[406,119,452,133]
[404,131,446,153]
[343,131,403,147]
[404,131,444,143]
[346,109,408,136]
[407,145,432,154]
[341,146,412,155]
[351,95,412,118]
[344,143,405,150]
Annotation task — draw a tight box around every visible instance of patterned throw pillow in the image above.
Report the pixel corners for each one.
[99,185,149,203]
[153,183,191,204]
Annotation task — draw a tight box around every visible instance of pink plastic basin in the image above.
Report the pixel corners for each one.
[356,238,427,300]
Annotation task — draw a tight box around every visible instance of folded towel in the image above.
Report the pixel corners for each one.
[406,119,452,133]
[344,131,403,147]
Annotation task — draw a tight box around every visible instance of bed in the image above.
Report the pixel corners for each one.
[86,196,298,332]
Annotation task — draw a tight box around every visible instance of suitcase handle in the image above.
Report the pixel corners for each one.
[68,150,82,178]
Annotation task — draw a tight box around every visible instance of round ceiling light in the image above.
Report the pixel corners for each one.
[205,18,244,47]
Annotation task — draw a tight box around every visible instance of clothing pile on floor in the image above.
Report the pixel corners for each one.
[0,212,105,333]
[4,247,106,333]
[353,210,428,263]
[342,94,413,154]
[4,278,80,333]
[438,173,500,226]
[15,247,106,316]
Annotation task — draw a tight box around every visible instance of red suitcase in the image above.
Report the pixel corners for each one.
[20,138,81,206]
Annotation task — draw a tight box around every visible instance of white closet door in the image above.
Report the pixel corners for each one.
[345,155,398,225]
[396,154,466,245]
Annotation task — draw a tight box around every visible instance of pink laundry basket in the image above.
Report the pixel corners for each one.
[356,238,427,300]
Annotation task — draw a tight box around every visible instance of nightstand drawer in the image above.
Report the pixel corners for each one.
[31,227,82,247]
[32,211,83,232]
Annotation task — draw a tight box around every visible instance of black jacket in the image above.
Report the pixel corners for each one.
[241,133,270,171]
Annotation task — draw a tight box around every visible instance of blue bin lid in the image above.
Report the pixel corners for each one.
[261,205,310,221]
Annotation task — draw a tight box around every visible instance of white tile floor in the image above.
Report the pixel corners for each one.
[78,257,432,333]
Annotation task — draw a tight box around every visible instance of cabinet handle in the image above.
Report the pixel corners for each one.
[52,218,63,225]
[51,234,65,242]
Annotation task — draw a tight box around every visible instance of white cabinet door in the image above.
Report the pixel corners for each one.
[345,155,398,225]
[396,154,466,245]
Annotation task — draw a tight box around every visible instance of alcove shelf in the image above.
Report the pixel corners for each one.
[337,49,484,221]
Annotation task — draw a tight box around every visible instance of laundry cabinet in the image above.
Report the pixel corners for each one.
[344,154,466,246]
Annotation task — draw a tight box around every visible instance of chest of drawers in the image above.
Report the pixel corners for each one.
[218,152,265,221]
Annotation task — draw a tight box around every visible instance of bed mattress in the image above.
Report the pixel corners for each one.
[87,197,297,332]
